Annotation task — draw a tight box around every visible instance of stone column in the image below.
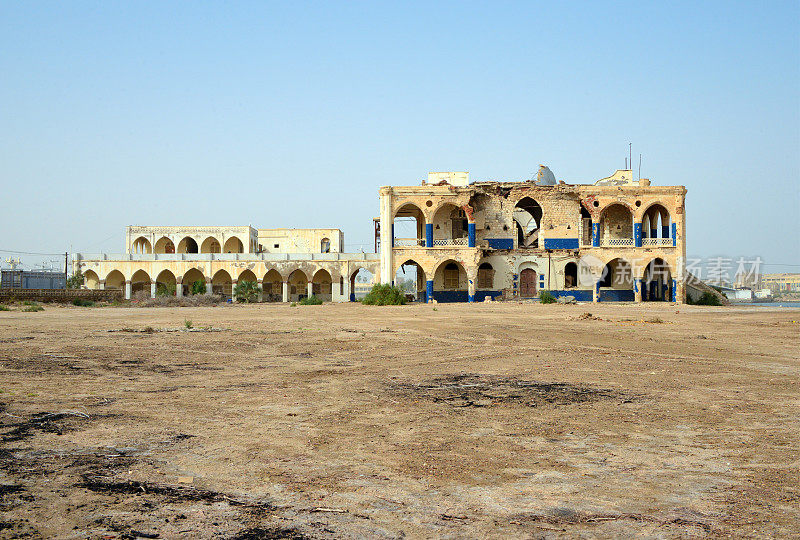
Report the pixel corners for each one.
[635,279,643,303]
[332,279,341,302]
[230,280,237,302]
[257,280,263,302]
[307,281,313,298]
[592,280,599,303]
[425,223,433,248]
[150,281,157,299]
[634,223,642,247]
[379,188,392,284]
[467,267,477,302]
[99,280,106,291]
[282,281,289,302]
[176,279,183,297]
[592,222,600,247]
[468,222,476,248]
[426,280,434,303]
[124,280,132,300]
[206,279,213,296]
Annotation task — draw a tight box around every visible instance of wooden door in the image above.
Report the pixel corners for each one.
[520,268,537,297]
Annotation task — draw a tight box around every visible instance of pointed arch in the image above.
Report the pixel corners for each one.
[432,259,467,302]
[312,269,332,301]
[513,197,543,248]
[130,269,151,296]
[156,269,177,296]
[288,269,309,302]
[263,269,283,302]
[104,270,125,290]
[201,237,221,254]
[154,237,175,254]
[394,258,426,302]
[177,237,198,254]
[131,237,152,254]
[83,269,100,290]
[183,268,206,295]
[224,237,244,253]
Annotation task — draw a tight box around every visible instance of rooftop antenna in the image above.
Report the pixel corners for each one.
[629,142,632,170]
[638,153,642,181]
[5,257,22,270]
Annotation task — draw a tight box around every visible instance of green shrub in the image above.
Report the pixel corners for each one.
[184,319,193,329]
[156,282,176,297]
[361,284,406,306]
[190,280,206,295]
[290,302,297,307]
[22,301,37,306]
[23,305,44,312]
[299,295,323,305]
[66,270,84,289]
[234,280,260,303]
[0,305,10,311]
[688,291,722,306]
[72,298,95,307]
[539,290,556,304]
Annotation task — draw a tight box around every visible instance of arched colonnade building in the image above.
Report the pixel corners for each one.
[75,167,686,303]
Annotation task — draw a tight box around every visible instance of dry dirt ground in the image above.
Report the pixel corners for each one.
[0,301,798,539]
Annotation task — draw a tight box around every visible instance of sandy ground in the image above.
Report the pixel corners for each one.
[0,301,798,539]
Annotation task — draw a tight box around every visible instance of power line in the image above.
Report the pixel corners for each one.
[0,248,65,256]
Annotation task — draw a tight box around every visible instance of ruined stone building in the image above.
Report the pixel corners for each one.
[75,166,687,303]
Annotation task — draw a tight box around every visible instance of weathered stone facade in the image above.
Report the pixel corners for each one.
[76,168,686,303]
[379,170,686,303]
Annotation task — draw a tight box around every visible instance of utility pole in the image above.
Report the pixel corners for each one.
[64,252,68,289]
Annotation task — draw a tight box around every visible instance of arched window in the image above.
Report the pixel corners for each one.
[444,263,459,289]
[321,238,331,253]
[565,262,578,288]
[478,262,494,289]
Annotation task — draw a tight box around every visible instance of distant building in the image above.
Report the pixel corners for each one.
[760,273,800,293]
[1,270,65,290]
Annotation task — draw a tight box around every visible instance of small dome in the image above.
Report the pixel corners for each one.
[535,165,556,186]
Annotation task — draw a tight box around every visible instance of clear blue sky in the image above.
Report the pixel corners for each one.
[1,1,798,272]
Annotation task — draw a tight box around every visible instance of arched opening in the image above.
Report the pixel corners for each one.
[641,204,672,245]
[580,206,592,246]
[238,269,257,285]
[212,269,233,298]
[599,204,634,246]
[477,262,494,290]
[643,258,673,302]
[263,269,282,302]
[432,203,468,246]
[182,268,206,296]
[131,237,152,254]
[154,237,175,254]
[564,262,578,289]
[201,237,221,254]
[599,258,634,301]
[105,270,125,290]
[177,237,198,254]
[156,269,177,296]
[514,197,543,248]
[393,203,427,247]
[83,269,100,290]
[312,269,332,301]
[395,259,426,302]
[224,237,244,253]
[320,238,331,253]
[350,268,374,301]
[130,269,151,296]
[288,269,308,302]
[519,267,538,298]
[433,259,467,302]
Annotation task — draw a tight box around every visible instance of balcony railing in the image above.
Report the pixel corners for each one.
[642,237,674,246]
[393,238,425,247]
[432,237,469,246]
[602,238,635,247]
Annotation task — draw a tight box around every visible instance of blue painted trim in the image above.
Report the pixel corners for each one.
[543,238,579,250]
[599,289,635,302]
[426,280,433,302]
[350,293,356,302]
[592,222,600,247]
[474,291,502,302]
[641,280,648,301]
[486,238,514,249]
[432,290,469,303]
[634,223,642,247]
[635,279,640,293]
[468,293,475,302]
[468,223,476,247]
[671,223,677,246]
[595,281,601,301]
[425,223,433,248]
[549,289,593,302]
[671,279,677,302]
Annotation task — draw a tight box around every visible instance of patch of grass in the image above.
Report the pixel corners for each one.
[299,295,323,305]
[361,284,406,306]
[290,302,297,307]
[539,290,556,304]
[0,305,10,311]
[184,319,193,329]
[21,300,37,306]
[72,298,95,307]
[142,326,156,333]
[22,304,44,312]
[687,291,722,306]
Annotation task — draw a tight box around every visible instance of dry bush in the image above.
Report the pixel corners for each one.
[135,294,222,307]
